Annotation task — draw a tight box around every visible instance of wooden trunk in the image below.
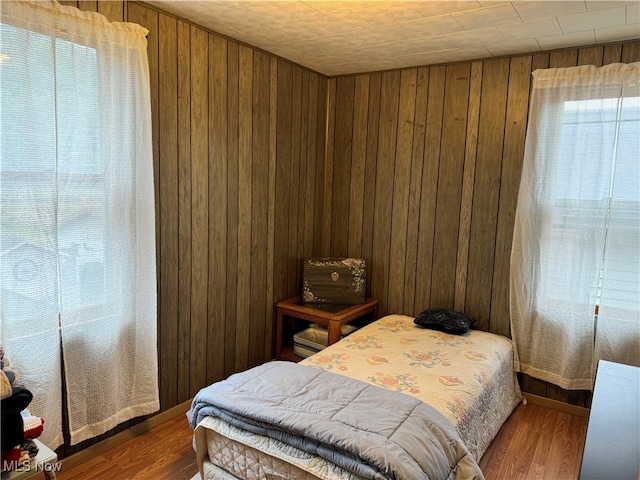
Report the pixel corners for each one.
[302,257,366,304]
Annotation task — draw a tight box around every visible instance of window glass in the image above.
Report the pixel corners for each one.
[1,23,106,312]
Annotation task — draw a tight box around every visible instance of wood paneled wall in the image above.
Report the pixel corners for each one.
[324,40,640,406]
[56,0,640,456]
[56,0,328,457]
[122,4,329,403]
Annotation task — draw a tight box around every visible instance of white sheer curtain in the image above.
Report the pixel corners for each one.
[0,1,158,448]
[510,62,640,391]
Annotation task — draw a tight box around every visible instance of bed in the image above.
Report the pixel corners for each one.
[190,314,522,480]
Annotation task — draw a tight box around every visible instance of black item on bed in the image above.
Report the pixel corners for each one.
[414,308,475,335]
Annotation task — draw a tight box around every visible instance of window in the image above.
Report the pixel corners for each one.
[510,62,640,391]
[1,1,158,449]
[543,96,640,313]
[2,25,106,317]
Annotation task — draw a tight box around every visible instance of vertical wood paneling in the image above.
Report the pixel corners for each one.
[97,0,123,22]
[578,46,604,66]
[454,61,482,313]
[371,71,400,315]
[127,2,159,265]
[304,73,320,257]
[312,75,327,257]
[550,49,578,68]
[465,58,509,331]
[206,34,228,385]
[415,66,444,312]
[603,44,623,64]
[532,52,550,72]
[347,75,369,257]
[298,71,310,262]
[414,67,445,310]
[332,77,355,256]
[621,42,640,62]
[388,69,417,315]
[53,1,334,457]
[273,61,292,306]
[156,12,179,409]
[361,73,381,286]
[326,39,639,408]
[177,20,192,402]
[288,66,303,294]
[321,78,336,257]
[189,26,209,395]
[265,57,278,360]
[249,51,270,368]
[235,45,253,373]
[77,1,97,12]
[403,67,429,314]
[490,55,532,337]
[224,42,239,377]
[430,63,470,310]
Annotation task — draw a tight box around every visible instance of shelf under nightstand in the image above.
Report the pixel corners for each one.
[275,296,378,362]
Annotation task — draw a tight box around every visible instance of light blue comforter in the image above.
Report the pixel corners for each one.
[190,361,484,480]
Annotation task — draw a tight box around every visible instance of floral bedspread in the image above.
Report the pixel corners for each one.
[301,314,522,461]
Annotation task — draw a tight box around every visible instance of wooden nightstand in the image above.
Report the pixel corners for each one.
[276,296,378,362]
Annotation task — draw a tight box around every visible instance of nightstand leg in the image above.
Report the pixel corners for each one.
[276,309,284,359]
[327,320,341,345]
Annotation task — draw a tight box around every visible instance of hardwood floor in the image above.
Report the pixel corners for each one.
[479,402,588,480]
[55,402,587,480]
[56,413,198,480]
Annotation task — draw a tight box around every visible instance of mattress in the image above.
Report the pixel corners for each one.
[196,415,362,480]
[193,314,522,479]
